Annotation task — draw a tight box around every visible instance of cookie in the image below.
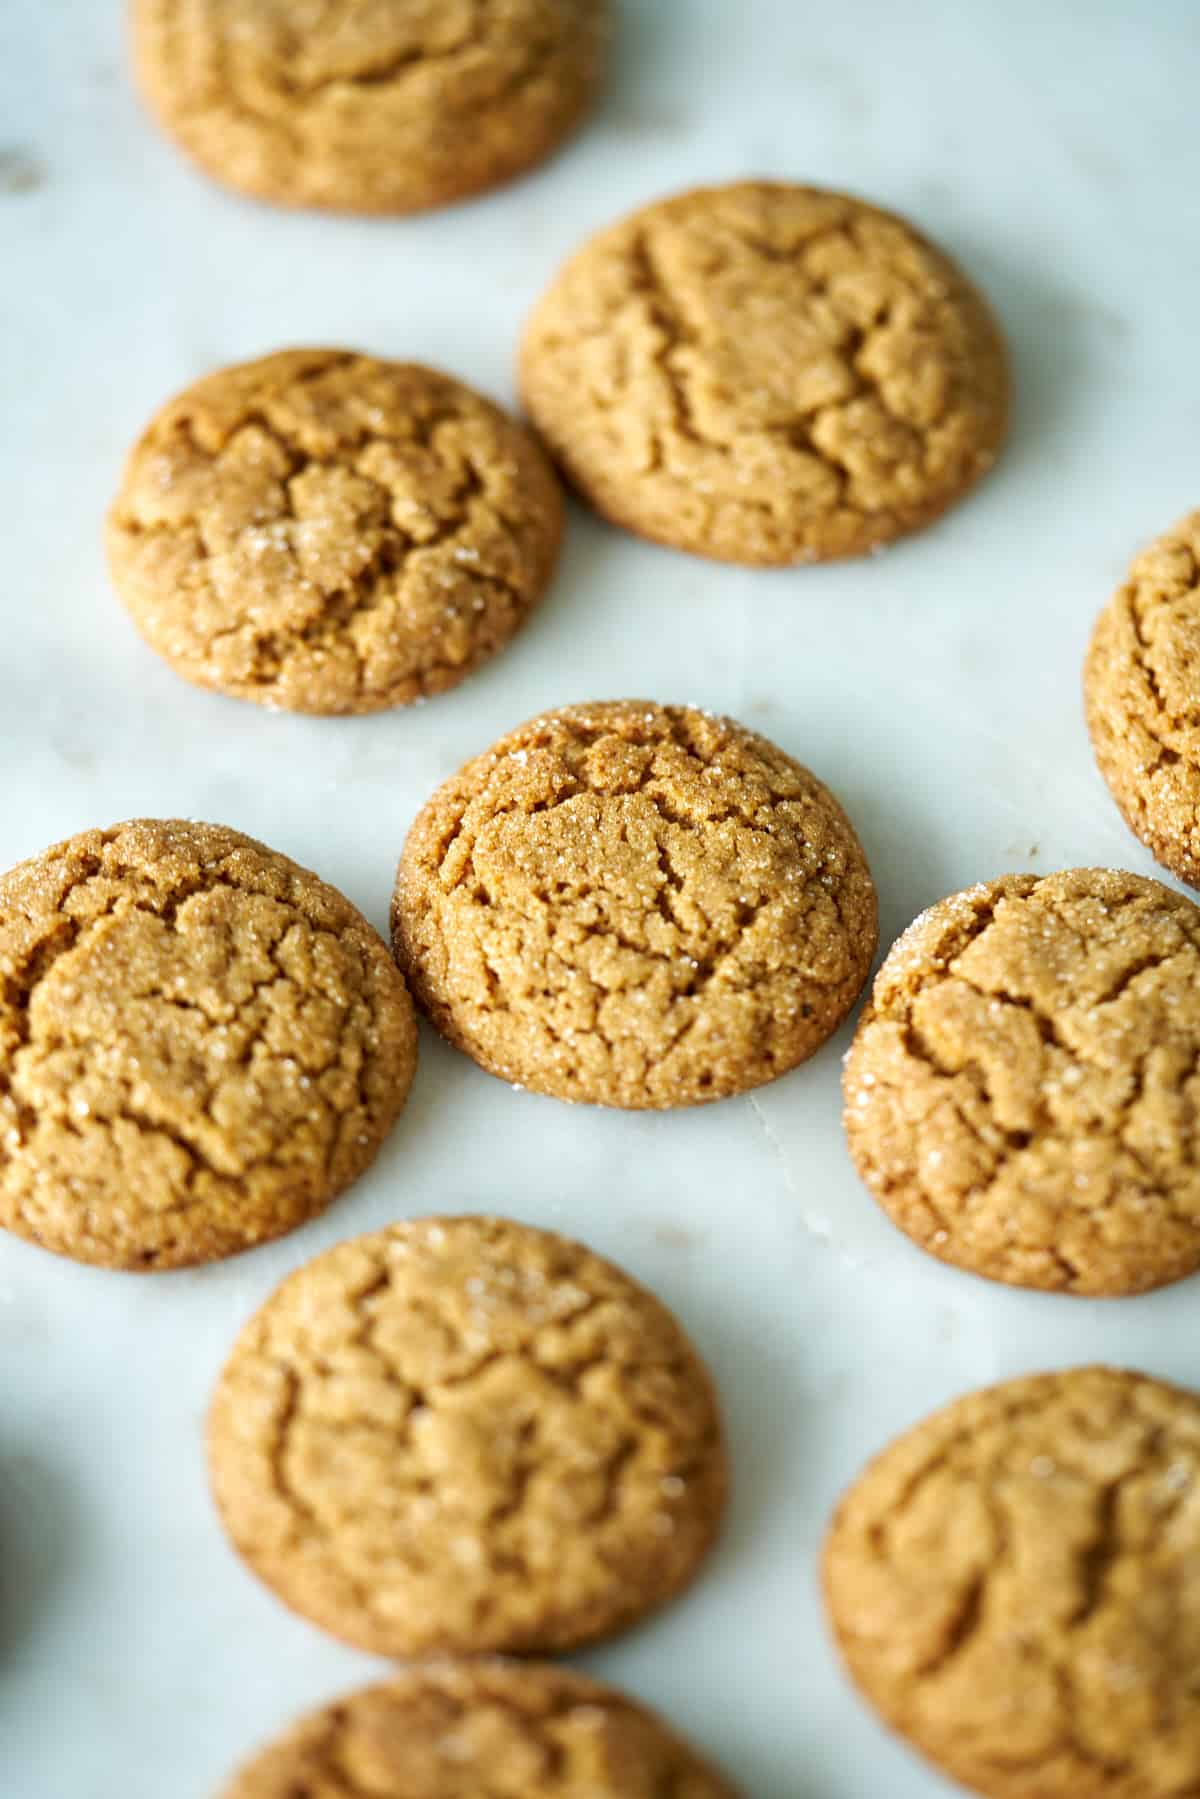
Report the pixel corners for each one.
[207,1215,727,1657]
[219,1661,739,1798]
[1085,510,1200,887]
[843,868,1200,1297]
[392,701,877,1108]
[129,0,610,215]
[519,181,1009,565]
[106,349,564,716]
[823,1365,1200,1799]
[0,819,416,1270]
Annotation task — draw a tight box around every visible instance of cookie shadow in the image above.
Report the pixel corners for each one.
[537,501,628,663]
[328,1025,513,1244]
[701,1307,808,1572]
[0,1447,78,1658]
[571,1299,814,1798]
[946,234,1122,487]
[464,500,668,715]
[815,765,947,970]
[376,1022,463,1166]
[596,5,698,147]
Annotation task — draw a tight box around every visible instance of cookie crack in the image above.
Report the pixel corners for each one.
[267,10,565,113]
[307,1754,381,1799]
[1093,947,1183,1009]
[263,1367,374,1615]
[861,881,1200,1244]
[171,391,469,489]
[198,25,303,155]
[1066,1474,1123,1632]
[278,1685,702,1799]
[218,466,487,692]
[436,721,827,884]
[586,1433,640,1528]
[3,853,394,1188]
[552,212,987,521]
[1120,574,1200,805]
[257,1281,702,1573]
[885,1002,1199,1261]
[913,1570,986,1678]
[402,708,872,1099]
[272,16,480,97]
[856,1393,1200,1780]
[1131,591,1185,725]
[624,227,864,490]
[628,230,710,459]
[117,378,528,703]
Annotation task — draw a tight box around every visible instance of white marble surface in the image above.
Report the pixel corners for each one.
[2,3,1200,1795]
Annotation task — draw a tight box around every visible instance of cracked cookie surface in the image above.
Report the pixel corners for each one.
[0,819,416,1270]
[130,0,610,214]
[843,868,1200,1296]
[106,349,564,715]
[823,1366,1200,1799]
[392,700,877,1108]
[207,1215,727,1655]
[1085,511,1200,888]
[519,181,1008,565]
[220,1661,739,1798]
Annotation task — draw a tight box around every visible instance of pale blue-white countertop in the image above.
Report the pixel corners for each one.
[2,4,1199,1795]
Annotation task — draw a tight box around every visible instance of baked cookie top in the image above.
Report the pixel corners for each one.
[823,1366,1200,1799]
[0,819,416,1270]
[106,349,564,715]
[130,0,610,214]
[219,1661,739,1798]
[1085,510,1200,886]
[519,181,1008,565]
[392,700,877,1108]
[843,868,1200,1296]
[207,1215,727,1656]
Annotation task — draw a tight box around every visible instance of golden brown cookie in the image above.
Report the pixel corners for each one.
[219,1661,739,1798]
[129,0,610,215]
[823,1365,1200,1799]
[1085,510,1200,887]
[843,868,1200,1297]
[0,819,416,1271]
[207,1215,727,1657]
[106,349,564,716]
[392,700,877,1108]
[519,181,1009,565]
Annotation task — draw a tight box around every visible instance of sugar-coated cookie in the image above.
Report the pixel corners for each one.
[130,0,610,214]
[1085,509,1200,886]
[208,1216,728,1656]
[520,182,1008,564]
[844,868,1200,1295]
[0,819,416,1269]
[393,700,877,1107]
[107,350,564,715]
[823,1366,1200,1799]
[219,1662,739,1799]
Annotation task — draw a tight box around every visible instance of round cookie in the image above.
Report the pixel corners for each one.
[823,1365,1200,1799]
[106,349,564,716]
[392,700,877,1108]
[219,1662,739,1799]
[1085,510,1200,887]
[207,1215,727,1657]
[843,868,1200,1297]
[519,181,1009,565]
[0,819,416,1270]
[129,0,610,215]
